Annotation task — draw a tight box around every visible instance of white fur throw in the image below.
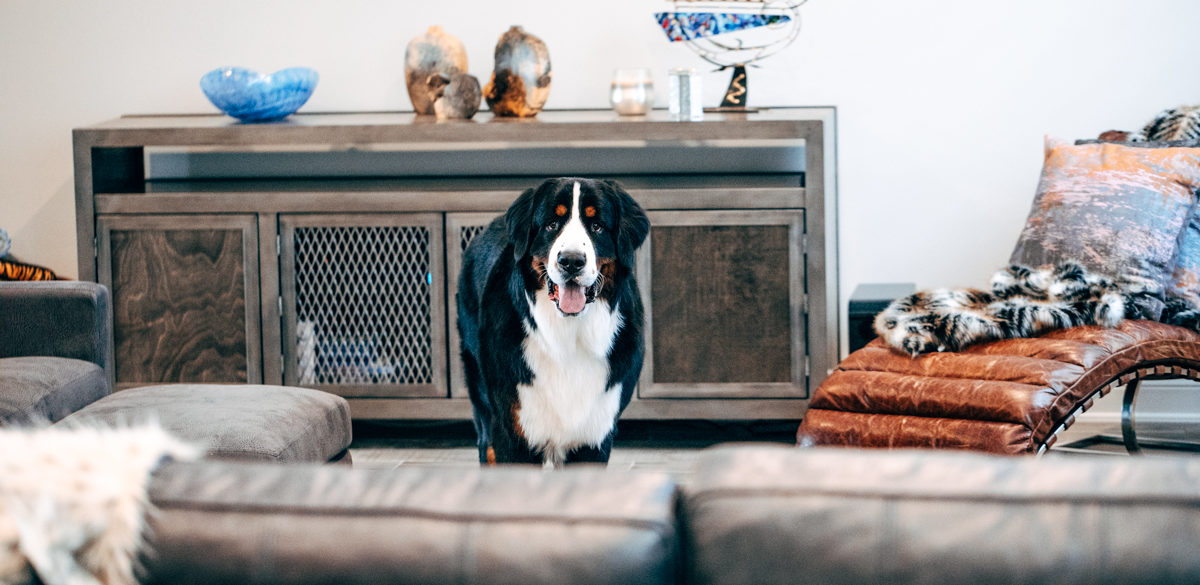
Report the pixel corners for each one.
[0,424,197,585]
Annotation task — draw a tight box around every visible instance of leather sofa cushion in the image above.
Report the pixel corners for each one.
[683,445,1200,585]
[60,384,351,462]
[143,461,679,585]
[0,356,108,424]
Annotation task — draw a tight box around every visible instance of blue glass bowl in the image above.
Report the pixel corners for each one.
[200,66,318,122]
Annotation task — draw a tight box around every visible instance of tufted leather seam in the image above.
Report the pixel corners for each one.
[150,501,677,531]
[811,370,1051,423]
[686,487,1200,507]
[833,357,1087,385]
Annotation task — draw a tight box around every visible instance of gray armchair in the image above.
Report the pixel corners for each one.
[0,281,113,424]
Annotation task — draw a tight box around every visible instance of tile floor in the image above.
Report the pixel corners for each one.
[348,419,798,479]
[347,418,1192,482]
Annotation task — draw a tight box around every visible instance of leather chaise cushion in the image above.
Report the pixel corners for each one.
[798,320,1200,454]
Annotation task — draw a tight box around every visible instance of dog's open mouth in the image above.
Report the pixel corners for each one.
[547,281,598,315]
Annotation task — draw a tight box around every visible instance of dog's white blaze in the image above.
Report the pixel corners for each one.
[546,181,599,289]
[519,292,624,467]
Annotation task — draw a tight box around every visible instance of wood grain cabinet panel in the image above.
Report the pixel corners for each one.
[97,215,261,387]
[638,210,807,399]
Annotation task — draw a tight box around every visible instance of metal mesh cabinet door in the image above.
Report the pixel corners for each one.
[445,212,503,398]
[637,210,807,399]
[279,214,446,398]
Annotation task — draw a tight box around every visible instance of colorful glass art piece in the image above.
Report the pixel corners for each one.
[654,12,792,42]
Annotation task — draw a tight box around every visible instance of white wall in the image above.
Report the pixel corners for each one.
[3,0,1199,417]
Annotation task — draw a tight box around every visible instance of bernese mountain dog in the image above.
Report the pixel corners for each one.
[457,177,649,467]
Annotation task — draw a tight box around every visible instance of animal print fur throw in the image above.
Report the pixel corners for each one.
[874,261,1170,357]
[1133,105,1200,142]
[1100,105,1200,143]
[0,424,197,585]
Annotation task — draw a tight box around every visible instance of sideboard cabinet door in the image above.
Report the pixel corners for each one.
[638,210,807,399]
[97,214,261,387]
[445,212,503,399]
[279,214,446,399]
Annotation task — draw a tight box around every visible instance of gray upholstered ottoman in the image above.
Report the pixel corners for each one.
[0,356,108,424]
[58,384,352,463]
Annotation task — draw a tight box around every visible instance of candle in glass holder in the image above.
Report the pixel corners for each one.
[610,68,654,116]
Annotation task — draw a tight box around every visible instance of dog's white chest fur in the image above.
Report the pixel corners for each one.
[518,292,624,466]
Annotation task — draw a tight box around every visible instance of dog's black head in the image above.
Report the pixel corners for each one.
[505,177,649,316]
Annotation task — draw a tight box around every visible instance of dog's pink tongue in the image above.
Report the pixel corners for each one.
[558,282,587,314]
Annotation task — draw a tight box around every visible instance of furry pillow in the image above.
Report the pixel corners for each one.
[1009,137,1200,319]
[0,424,197,585]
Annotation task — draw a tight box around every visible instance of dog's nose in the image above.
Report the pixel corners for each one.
[557,251,586,274]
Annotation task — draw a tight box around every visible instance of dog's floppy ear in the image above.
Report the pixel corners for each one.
[605,179,649,266]
[506,179,559,260]
[505,187,538,260]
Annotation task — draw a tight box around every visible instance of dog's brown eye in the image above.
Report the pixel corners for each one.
[590,222,604,233]
[545,221,559,232]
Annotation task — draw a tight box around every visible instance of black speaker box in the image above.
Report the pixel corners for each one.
[848,283,915,353]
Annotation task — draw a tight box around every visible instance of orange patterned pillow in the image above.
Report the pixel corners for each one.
[1010,137,1200,319]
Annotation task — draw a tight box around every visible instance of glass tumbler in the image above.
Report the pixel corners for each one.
[610,68,654,116]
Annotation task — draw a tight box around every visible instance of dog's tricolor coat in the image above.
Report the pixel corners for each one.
[457,178,649,466]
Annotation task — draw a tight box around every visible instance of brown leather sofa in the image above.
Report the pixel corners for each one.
[797,320,1200,454]
[135,445,1200,585]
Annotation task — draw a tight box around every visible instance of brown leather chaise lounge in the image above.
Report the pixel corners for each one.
[797,319,1200,455]
[800,135,1200,455]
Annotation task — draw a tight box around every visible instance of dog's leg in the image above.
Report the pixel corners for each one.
[461,349,493,463]
[487,420,542,465]
[563,435,614,465]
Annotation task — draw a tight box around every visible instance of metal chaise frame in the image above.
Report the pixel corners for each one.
[1040,363,1200,455]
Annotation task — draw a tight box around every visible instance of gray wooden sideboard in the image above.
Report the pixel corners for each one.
[73,108,837,420]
